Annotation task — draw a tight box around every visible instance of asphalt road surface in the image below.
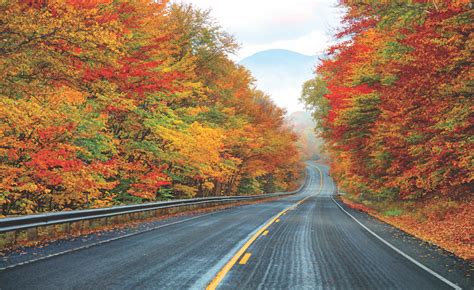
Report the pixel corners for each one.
[1,162,471,289]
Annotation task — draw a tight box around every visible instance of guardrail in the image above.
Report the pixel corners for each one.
[0,172,308,244]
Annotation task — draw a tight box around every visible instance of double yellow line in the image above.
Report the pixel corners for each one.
[207,165,324,290]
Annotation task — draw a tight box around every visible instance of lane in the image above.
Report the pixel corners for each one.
[1,162,469,289]
[0,164,321,289]
[218,164,454,290]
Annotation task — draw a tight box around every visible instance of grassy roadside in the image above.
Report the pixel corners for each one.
[339,195,473,261]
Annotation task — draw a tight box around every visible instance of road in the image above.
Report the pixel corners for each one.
[0,162,471,289]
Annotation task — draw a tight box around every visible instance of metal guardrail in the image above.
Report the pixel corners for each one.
[0,172,309,234]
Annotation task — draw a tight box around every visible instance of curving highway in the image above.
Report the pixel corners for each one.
[0,162,471,289]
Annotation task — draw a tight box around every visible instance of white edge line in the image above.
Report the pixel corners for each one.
[0,211,218,271]
[331,195,462,290]
[1,175,312,272]
[1,167,317,273]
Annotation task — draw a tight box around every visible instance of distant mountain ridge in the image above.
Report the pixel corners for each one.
[240,49,317,71]
[239,49,322,112]
[240,49,325,160]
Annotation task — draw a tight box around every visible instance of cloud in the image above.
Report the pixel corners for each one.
[172,0,343,112]
[174,0,343,58]
[239,30,331,59]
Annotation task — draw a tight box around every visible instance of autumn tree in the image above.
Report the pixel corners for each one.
[303,0,472,201]
[0,1,303,215]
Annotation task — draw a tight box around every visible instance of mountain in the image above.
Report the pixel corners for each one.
[240,49,326,160]
[240,49,317,75]
[239,49,322,112]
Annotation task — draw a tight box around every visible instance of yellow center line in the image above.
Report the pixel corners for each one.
[239,253,252,265]
[206,164,324,290]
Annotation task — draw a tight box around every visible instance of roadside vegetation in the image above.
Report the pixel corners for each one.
[0,0,303,216]
[302,0,473,259]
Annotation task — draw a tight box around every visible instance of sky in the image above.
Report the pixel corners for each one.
[173,0,344,112]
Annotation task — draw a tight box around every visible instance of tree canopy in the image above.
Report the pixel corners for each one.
[302,0,472,201]
[0,0,303,215]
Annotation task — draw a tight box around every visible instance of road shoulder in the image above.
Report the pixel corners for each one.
[333,195,473,289]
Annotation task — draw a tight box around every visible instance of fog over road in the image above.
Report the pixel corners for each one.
[0,163,470,289]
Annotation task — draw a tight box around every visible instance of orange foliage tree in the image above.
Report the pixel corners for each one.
[302,0,472,201]
[0,1,303,215]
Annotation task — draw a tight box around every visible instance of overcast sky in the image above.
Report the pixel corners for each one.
[175,0,344,60]
[172,0,344,112]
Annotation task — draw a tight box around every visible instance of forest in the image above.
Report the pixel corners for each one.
[0,0,303,215]
[301,0,472,257]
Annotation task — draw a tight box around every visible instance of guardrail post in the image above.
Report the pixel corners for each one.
[81,220,90,234]
[63,223,71,234]
[100,217,106,227]
[1,174,308,251]
[72,221,80,235]
[26,227,38,240]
